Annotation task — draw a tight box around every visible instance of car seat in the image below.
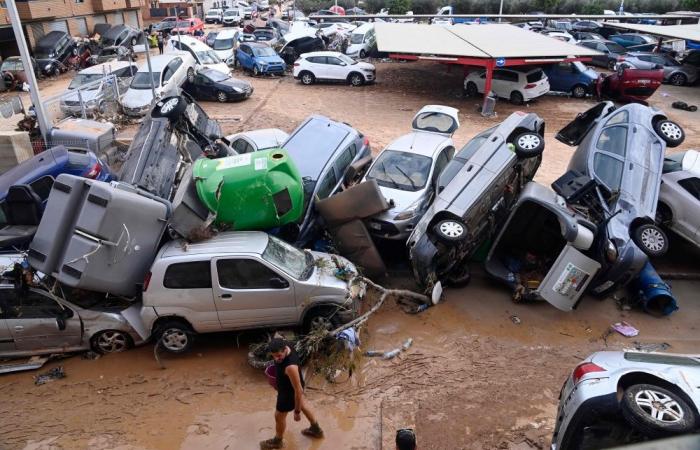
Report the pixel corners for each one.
[0,185,42,248]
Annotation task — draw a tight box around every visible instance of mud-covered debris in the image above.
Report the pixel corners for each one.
[34,366,66,386]
[510,315,522,325]
[611,321,639,337]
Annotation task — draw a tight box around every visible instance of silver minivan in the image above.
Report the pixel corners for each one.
[140,231,362,353]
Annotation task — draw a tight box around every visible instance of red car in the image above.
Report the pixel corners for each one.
[171,18,205,36]
[596,66,663,104]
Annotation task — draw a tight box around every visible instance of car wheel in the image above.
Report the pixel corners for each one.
[253,65,260,76]
[152,95,187,119]
[216,90,228,102]
[446,264,471,287]
[608,59,617,70]
[304,308,341,334]
[157,321,194,354]
[349,72,364,86]
[433,218,468,243]
[513,132,545,158]
[571,84,587,98]
[633,223,669,257]
[621,384,696,436]
[669,73,687,86]
[233,58,240,69]
[509,91,524,105]
[359,49,367,59]
[91,330,131,354]
[186,67,195,83]
[653,119,685,148]
[131,37,137,46]
[465,81,478,97]
[300,71,315,85]
[52,66,61,77]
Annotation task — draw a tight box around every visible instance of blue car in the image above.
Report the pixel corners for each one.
[0,145,113,204]
[609,33,657,52]
[234,42,286,76]
[542,62,599,98]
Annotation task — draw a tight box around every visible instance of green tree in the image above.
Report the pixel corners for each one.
[535,0,559,12]
[388,0,411,14]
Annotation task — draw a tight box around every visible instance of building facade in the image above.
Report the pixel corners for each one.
[0,0,145,59]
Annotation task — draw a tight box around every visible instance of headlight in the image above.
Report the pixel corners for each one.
[259,61,268,65]
[605,240,618,263]
[44,64,52,71]
[232,86,243,93]
[394,205,419,221]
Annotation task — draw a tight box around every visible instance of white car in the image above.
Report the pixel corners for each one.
[120,52,196,117]
[464,67,550,105]
[552,351,700,450]
[293,51,375,86]
[165,35,231,76]
[225,128,289,154]
[542,30,578,44]
[657,150,700,250]
[257,0,270,11]
[205,8,223,24]
[345,23,376,59]
[212,29,240,67]
[222,9,243,26]
[363,105,459,241]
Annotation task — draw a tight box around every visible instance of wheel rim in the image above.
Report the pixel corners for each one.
[670,74,684,86]
[439,221,464,238]
[302,74,312,84]
[309,316,332,332]
[641,227,665,252]
[517,134,540,150]
[161,328,189,351]
[160,98,179,114]
[254,66,259,75]
[97,331,128,353]
[351,75,361,86]
[573,86,585,97]
[218,91,227,102]
[659,122,682,140]
[187,70,194,82]
[634,389,684,423]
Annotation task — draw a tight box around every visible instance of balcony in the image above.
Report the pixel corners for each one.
[92,0,126,11]
[125,0,143,7]
[16,0,68,20]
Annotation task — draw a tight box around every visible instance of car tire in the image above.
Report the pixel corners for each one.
[234,58,240,69]
[359,49,367,59]
[513,132,545,158]
[300,71,315,85]
[216,90,228,102]
[304,307,341,335]
[186,67,195,83]
[433,218,468,243]
[152,95,187,119]
[632,223,669,257]
[608,59,617,70]
[465,81,478,97]
[669,73,687,86]
[253,65,260,76]
[131,37,137,46]
[571,84,587,98]
[653,119,685,148]
[91,330,131,354]
[621,384,696,437]
[349,72,364,86]
[509,91,524,105]
[52,66,61,77]
[446,264,471,287]
[156,321,194,354]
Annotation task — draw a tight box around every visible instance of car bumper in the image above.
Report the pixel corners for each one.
[366,216,417,240]
[228,87,254,100]
[122,104,150,117]
[590,240,646,295]
[60,104,99,116]
[362,71,376,82]
[552,380,616,450]
[205,19,219,23]
[523,85,549,101]
[259,65,285,74]
[408,234,439,290]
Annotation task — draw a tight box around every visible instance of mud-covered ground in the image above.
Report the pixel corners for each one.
[1,51,700,450]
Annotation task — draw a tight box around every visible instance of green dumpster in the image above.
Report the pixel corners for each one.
[193,149,304,231]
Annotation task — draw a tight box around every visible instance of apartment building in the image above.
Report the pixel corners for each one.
[0,0,145,59]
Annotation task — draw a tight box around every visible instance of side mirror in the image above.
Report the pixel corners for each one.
[340,62,347,66]
[269,277,288,289]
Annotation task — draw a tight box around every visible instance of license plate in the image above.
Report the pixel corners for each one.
[638,79,650,84]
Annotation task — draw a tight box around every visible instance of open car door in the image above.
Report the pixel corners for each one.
[555,101,616,147]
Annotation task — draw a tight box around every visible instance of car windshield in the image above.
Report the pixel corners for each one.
[196,50,222,64]
[204,70,229,82]
[34,48,52,59]
[253,46,276,57]
[68,73,106,89]
[206,11,219,16]
[284,121,349,180]
[350,33,364,44]
[1,60,20,71]
[225,10,239,16]
[262,235,311,279]
[214,38,235,50]
[414,111,456,134]
[366,150,432,192]
[130,71,160,89]
[607,42,626,53]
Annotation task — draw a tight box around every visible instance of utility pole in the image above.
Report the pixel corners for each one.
[5,0,51,141]
[498,0,504,23]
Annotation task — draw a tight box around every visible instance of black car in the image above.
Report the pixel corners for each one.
[682,49,700,69]
[101,24,143,49]
[571,20,602,32]
[184,68,253,103]
[276,36,326,65]
[34,31,76,76]
[151,20,177,34]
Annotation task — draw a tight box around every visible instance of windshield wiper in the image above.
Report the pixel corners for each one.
[380,162,400,188]
[395,165,417,189]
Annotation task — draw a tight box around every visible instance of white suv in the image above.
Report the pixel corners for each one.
[464,67,550,105]
[293,51,376,86]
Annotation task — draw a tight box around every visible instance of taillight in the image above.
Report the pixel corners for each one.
[524,83,537,89]
[143,271,152,292]
[572,362,606,384]
[363,136,370,147]
[618,56,626,61]
[86,162,102,179]
[294,62,300,66]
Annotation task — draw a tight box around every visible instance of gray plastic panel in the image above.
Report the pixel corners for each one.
[538,245,601,311]
[170,164,209,239]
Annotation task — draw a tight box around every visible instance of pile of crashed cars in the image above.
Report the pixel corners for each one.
[0,88,693,364]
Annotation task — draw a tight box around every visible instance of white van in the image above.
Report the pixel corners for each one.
[205,8,223,23]
[345,23,375,59]
[212,29,240,66]
[165,35,231,75]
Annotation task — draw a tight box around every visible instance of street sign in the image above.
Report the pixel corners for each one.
[496,57,506,67]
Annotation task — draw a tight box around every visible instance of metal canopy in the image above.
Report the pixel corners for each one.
[605,23,700,42]
[375,23,601,59]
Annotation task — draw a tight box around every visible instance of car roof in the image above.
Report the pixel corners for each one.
[138,53,188,71]
[169,35,212,50]
[228,128,288,149]
[159,231,269,258]
[301,51,345,57]
[79,60,136,74]
[37,31,68,46]
[351,23,374,33]
[246,42,270,48]
[386,132,451,157]
[216,29,239,39]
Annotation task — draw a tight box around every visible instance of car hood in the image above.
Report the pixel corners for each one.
[61,87,101,103]
[355,61,375,71]
[299,252,357,295]
[582,67,599,80]
[205,62,231,75]
[121,88,154,108]
[375,185,422,215]
[256,54,285,64]
[219,78,251,90]
[214,49,234,60]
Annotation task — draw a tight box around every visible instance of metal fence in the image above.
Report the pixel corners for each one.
[41,74,123,127]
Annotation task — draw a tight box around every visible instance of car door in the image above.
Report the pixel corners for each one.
[211,257,297,329]
[0,292,16,353]
[3,289,82,352]
[325,56,349,80]
[193,73,212,99]
[676,176,700,240]
[306,56,326,79]
[237,44,251,69]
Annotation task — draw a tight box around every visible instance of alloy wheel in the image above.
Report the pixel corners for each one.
[669,73,686,86]
[217,91,227,102]
[350,74,363,86]
[659,122,683,141]
[96,331,128,353]
[160,97,179,114]
[161,328,189,352]
[635,389,685,423]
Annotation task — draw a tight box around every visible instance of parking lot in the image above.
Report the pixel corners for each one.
[1,49,700,450]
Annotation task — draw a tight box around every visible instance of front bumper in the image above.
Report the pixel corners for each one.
[60,103,99,116]
[228,86,254,100]
[122,104,150,117]
[366,215,417,241]
[408,234,439,289]
[258,64,285,75]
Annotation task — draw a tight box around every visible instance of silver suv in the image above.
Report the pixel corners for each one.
[140,231,361,353]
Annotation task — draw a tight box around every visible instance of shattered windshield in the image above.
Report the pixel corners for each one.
[262,235,311,279]
[414,111,456,134]
[366,150,432,192]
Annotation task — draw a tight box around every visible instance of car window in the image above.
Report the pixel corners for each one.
[308,56,326,64]
[334,145,354,175]
[164,261,212,288]
[606,110,628,126]
[216,259,284,289]
[327,57,344,66]
[556,62,574,73]
[316,170,338,199]
[593,153,624,191]
[2,290,65,319]
[526,70,544,83]
[596,126,627,157]
[624,352,700,366]
[651,55,667,66]
[678,177,700,200]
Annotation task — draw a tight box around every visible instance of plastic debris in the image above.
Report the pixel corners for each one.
[382,349,401,360]
[611,321,639,337]
[364,350,384,357]
[34,366,66,385]
[510,315,522,325]
[402,338,413,351]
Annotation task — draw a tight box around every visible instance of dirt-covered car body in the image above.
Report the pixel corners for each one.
[657,150,700,250]
[552,351,700,450]
[407,111,545,290]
